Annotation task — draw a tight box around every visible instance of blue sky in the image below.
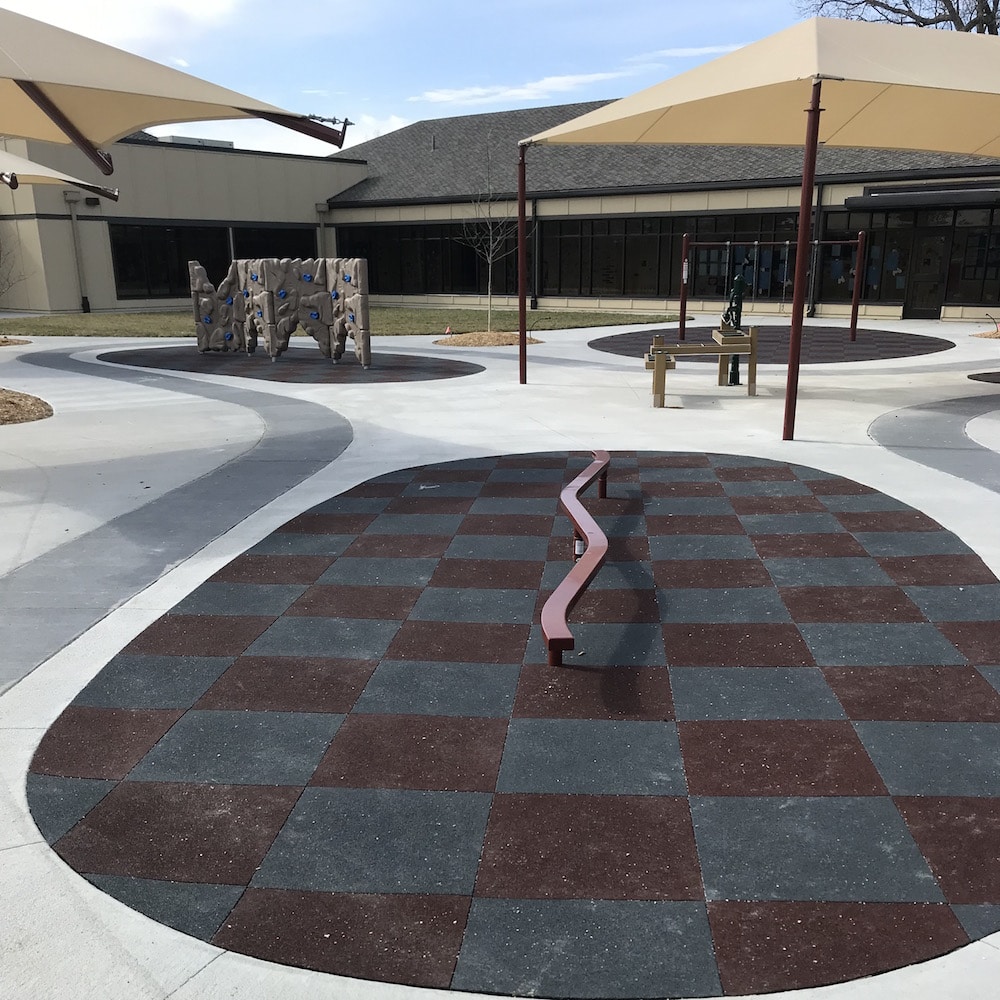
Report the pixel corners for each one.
[5,0,804,154]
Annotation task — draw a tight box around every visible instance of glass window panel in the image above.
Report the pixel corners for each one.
[591,233,624,295]
[624,234,658,296]
[957,209,992,227]
[917,209,954,228]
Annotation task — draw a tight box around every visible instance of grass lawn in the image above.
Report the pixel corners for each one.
[0,307,677,338]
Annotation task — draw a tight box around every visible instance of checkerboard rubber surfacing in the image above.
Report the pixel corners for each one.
[27,452,1000,998]
[97,345,485,383]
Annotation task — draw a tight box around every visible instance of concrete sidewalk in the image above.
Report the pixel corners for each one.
[1,319,999,1000]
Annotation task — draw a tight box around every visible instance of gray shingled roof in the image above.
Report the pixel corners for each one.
[330,100,1000,206]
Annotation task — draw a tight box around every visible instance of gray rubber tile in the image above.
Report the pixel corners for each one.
[245,616,400,659]
[644,497,736,515]
[799,623,967,666]
[904,585,1000,622]
[649,535,758,560]
[171,583,306,617]
[445,535,551,561]
[408,588,536,623]
[637,467,719,482]
[722,480,812,496]
[308,497,392,514]
[252,787,491,893]
[764,558,896,587]
[488,468,568,482]
[452,899,721,998]
[854,532,975,557]
[317,557,439,587]
[365,514,466,535]
[854,721,1000,794]
[541,560,656,590]
[670,667,846,720]
[691,796,943,902]
[353,660,520,717]
[496,718,685,795]
[818,494,913,512]
[470,498,559,515]
[525,622,666,667]
[401,481,484,497]
[129,710,342,784]
[85,874,243,939]
[25,774,115,843]
[951,904,1000,939]
[980,666,1000,694]
[71,655,234,709]
[248,533,355,556]
[740,514,846,535]
[657,587,791,623]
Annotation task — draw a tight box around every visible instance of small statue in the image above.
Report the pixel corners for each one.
[721,273,747,331]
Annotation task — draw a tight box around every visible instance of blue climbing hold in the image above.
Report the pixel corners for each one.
[330,290,339,300]
[344,274,352,283]
[278,289,287,299]
[224,332,233,341]
[251,273,258,282]
[349,313,355,323]
[303,273,313,282]
[203,316,212,324]
[243,290,250,298]
[309,311,319,320]
[256,309,263,317]
[225,296,233,305]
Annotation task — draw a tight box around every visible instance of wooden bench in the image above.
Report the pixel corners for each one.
[644,328,758,407]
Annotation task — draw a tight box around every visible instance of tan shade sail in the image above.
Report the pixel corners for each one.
[525,17,1000,156]
[0,9,349,173]
[0,148,118,200]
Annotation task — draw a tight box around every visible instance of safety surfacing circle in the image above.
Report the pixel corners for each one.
[27,452,1000,998]
[97,345,485,383]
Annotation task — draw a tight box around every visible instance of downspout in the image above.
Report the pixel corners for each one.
[63,189,90,313]
[807,181,826,317]
[530,198,540,309]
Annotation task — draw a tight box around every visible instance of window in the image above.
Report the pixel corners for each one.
[109,223,230,299]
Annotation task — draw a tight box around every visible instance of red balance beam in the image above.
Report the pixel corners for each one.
[540,451,611,666]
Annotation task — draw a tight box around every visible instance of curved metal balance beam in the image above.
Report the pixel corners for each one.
[541,450,611,666]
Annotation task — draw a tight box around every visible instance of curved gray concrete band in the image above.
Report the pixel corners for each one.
[869,392,1000,493]
[0,348,353,693]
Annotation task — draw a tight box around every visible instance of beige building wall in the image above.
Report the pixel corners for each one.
[0,136,368,313]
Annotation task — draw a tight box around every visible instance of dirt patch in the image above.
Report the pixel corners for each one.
[0,387,54,425]
[0,336,30,347]
[433,331,543,347]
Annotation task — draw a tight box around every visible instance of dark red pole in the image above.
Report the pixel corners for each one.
[517,143,528,385]
[782,79,823,442]
[849,230,866,342]
[678,232,690,340]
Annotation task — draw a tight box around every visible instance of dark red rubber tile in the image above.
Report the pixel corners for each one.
[341,481,406,498]
[548,536,651,561]
[343,534,451,558]
[386,621,529,663]
[30,707,183,780]
[730,495,827,514]
[310,714,507,791]
[286,584,421,619]
[679,721,886,796]
[807,478,877,496]
[124,615,274,656]
[279,513,374,534]
[716,466,796,482]
[54,782,299,883]
[428,558,544,590]
[652,559,773,588]
[754,533,869,558]
[496,456,569,468]
[663,623,815,667]
[458,514,554,536]
[938,621,1000,664]
[475,794,701,900]
[385,495,474,514]
[513,664,674,721]
[896,797,1000,904]
[779,586,925,623]
[878,554,999,586]
[836,510,941,532]
[415,467,490,482]
[824,666,1000,722]
[709,901,967,994]
[481,481,561,498]
[213,889,470,987]
[195,656,376,713]
[646,515,746,535]
[591,497,647,515]
[210,554,335,585]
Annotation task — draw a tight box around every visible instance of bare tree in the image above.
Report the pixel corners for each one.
[796,0,999,33]
[456,135,520,334]
[0,228,26,306]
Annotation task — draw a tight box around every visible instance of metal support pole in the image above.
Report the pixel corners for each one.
[517,143,528,385]
[782,78,824,442]
[849,230,866,342]
[678,233,690,340]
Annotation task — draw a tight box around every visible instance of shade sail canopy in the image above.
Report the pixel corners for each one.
[0,148,118,200]
[524,17,1000,156]
[0,8,349,174]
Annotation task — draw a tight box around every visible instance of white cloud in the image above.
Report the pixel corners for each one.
[341,114,411,148]
[409,70,635,107]
[627,43,743,62]
[171,57,190,67]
